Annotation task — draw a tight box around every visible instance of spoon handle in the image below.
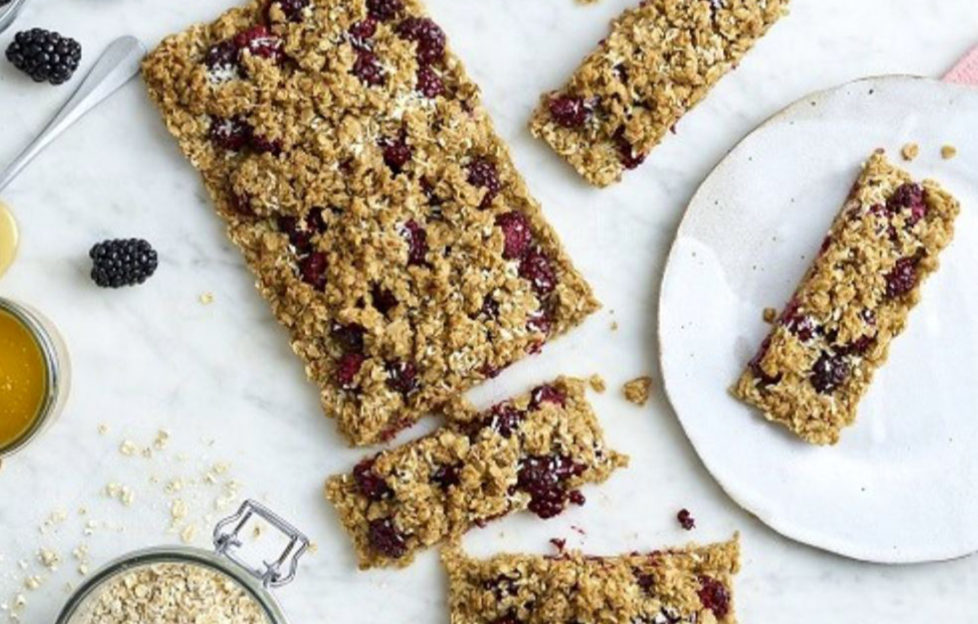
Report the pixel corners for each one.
[0,36,147,194]
[0,0,29,35]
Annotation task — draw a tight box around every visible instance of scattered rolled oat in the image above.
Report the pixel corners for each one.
[179,524,197,544]
[622,376,654,406]
[76,562,267,624]
[588,374,606,393]
[37,548,60,571]
[941,144,958,160]
[901,142,919,161]
[762,307,777,323]
[119,439,138,456]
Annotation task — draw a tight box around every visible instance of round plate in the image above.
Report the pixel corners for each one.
[659,75,978,564]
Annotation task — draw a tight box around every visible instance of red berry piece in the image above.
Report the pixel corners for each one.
[366,0,403,21]
[697,576,731,618]
[352,50,384,85]
[467,158,502,209]
[516,455,585,519]
[299,252,327,289]
[380,135,412,173]
[885,257,918,298]
[401,220,428,266]
[495,211,533,260]
[353,457,392,501]
[431,463,461,489]
[331,323,366,354]
[530,384,565,409]
[844,335,875,355]
[367,517,407,559]
[335,352,366,389]
[615,129,646,170]
[480,295,500,320]
[348,17,377,49]
[251,133,282,155]
[395,17,446,65]
[205,40,240,73]
[371,285,397,315]
[209,117,252,151]
[266,0,309,22]
[277,215,312,253]
[887,183,928,226]
[234,26,284,62]
[491,616,519,624]
[779,298,817,342]
[568,490,585,506]
[677,508,695,530]
[634,571,655,594]
[229,193,254,217]
[486,403,525,438]
[416,65,444,98]
[548,95,591,129]
[519,248,557,296]
[810,351,849,394]
[385,360,419,395]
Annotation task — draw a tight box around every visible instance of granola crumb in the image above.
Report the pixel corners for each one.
[901,142,919,161]
[180,524,197,544]
[941,144,958,160]
[622,376,653,406]
[37,548,60,571]
[97,423,109,435]
[119,439,138,456]
[588,374,606,393]
[762,307,777,323]
[610,321,619,331]
[199,292,215,305]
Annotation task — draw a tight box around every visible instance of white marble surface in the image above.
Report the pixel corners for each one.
[0,0,977,621]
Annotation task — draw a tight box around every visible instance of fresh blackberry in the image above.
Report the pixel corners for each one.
[89,239,158,288]
[6,28,82,85]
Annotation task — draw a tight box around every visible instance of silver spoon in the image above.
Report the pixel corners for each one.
[0,36,147,194]
[0,0,28,35]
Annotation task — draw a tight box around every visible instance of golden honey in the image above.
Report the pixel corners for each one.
[0,307,47,449]
[0,201,18,278]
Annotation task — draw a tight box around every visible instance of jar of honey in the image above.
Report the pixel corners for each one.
[0,297,70,458]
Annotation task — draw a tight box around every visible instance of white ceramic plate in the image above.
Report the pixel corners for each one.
[659,75,978,564]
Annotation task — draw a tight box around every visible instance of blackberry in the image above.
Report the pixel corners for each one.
[6,28,82,85]
[89,239,158,288]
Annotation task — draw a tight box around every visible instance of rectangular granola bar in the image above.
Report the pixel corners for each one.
[142,0,599,446]
[324,378,627,568]
[530,0,789,187]
[442,536,741,623]
[734,151,960,444]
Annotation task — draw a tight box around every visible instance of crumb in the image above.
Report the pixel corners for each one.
[170,499,188,521]
[199,292,215,305]
[23,576,41,591]
[677,508,696,530]
[762,307,777,323]
[610,321,619,331]
[588,374,606,393]
[180,524,197,544]
[153,429,171,450]
[622,376,654,406]
[941,144,958,160]
[901,142,919,161]
[549,537,567,551]
[37,548,60,571]
[308,541,319,554]
[119,440,138,456]
[97,423,109,435]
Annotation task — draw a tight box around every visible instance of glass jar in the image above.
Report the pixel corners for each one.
[0,297,70,459]
[56,500,310,624]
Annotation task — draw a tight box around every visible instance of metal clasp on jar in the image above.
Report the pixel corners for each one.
[213,499,310,588]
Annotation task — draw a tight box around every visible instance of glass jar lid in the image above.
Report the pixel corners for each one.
[55,500,310,624]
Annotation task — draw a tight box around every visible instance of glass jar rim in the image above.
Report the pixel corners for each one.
[0,297,63,456]
[54,545,288,624]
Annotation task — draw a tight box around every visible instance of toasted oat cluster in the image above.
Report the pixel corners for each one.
[442,536,740,624]
[734,152,960,445]
[142,0,599,446]
[530,0,789,187]
[69,562,267,623]
[325,378,628,568]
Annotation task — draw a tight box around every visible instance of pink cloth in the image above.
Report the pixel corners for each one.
[944,45,978,85]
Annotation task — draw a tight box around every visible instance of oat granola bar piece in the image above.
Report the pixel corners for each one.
[142,0,599,446]
[530,0,789,187]
[734,152,960,445]
[324,377,628,568]
[442,536,740,624]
